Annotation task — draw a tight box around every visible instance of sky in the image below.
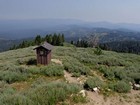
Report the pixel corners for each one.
[0,0,140,23]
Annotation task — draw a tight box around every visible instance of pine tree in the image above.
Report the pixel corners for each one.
[21,41,25,48]
[76,40,80,47]
[48,34,52,44]
[71,40,74,44]
[56,34,62,46]
[45,35,49,41]
[35,35,42,45]
[10,44,16,50]
[62,34,65,42]
[52,33,57,45]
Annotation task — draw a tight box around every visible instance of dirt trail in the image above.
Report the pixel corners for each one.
[54,59,140,105]
[64,70,140,105]
[64,70,79,84]
[64,70,105,105]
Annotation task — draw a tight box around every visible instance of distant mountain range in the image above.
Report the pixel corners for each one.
[1,19,140,52]
[1,19,140,39]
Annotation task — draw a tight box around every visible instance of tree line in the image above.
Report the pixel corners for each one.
[99,41,140,54]
[10,33,65,50]
[71,39,140,55]
[71,39,96,48]
[70,40,89,48]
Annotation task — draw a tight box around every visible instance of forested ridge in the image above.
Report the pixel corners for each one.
[10,33,65,50]
[99,41,140,54]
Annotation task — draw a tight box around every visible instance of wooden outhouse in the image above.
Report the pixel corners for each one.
[34,42,53,65]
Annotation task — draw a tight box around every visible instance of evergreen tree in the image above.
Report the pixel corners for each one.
[45,35,49,41]
[83,40,88,48]
[52,33,57,45]
[76,40,80,47]
[94,47,103,55]
[10,44,16,50]
[48,34,52,44]
[35,35,42,45]
[9,33,65,50]
[21,41,25,48]
[62,34,65,42]
[75,40,89,48]
[71,40,74,44]
[56,34,62,46]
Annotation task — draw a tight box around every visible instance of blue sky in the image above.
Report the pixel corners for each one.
[0,0,140,23]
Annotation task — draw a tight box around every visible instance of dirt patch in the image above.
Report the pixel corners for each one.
[11,81,30,91]
[63,71,140,105]
[51,59,63,65]
[64,70,79,84]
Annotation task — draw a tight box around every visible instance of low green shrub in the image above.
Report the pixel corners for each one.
[98,66,115,80]
[28,66,41,74]
[104,70,115,80]
[72,72,81,77]
[108,82,116,91]
[41,64,64,76]
[26,58,37,65]
[84,77,104,90]
[16,57,36,65]
[97,65,107,73]
[71,94,87,103]
[109,81,131,93]
[128,73,140,84]
[1,64,29,74]
[26,82,81,105]
[97,58,125,66]
[113,69,127,80]
[63,57,90,75]
[17,59,27,65]
[0,65,31,83]
[0,94,34,105]
[94,47,103,55]
[0,81,6,88]
[30,78,50,88]
[0,71,30,84]
[98,66,128,81]
[0,81,82,105]
[73,51,96,64]
[0,82,16,104]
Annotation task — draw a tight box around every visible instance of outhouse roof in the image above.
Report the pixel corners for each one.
[34,42,53,50]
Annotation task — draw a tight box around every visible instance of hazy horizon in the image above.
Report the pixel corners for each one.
[1,0,140,24]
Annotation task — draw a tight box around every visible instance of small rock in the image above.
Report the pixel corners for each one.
[79,90,86,97]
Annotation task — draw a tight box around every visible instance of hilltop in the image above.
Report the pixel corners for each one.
[0,46,140,105]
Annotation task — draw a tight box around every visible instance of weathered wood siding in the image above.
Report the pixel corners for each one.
[36,47,52,65]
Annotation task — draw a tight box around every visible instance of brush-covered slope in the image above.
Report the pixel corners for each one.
[0,46,140,105]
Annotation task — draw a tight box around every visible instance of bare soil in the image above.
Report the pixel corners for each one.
[51,59,63,65]
[64,70,140,105]
[53,59,140,105]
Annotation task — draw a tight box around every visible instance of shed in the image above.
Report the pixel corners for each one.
[34,42,53,65]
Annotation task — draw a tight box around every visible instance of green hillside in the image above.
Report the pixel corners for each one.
[0,46,140,105]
